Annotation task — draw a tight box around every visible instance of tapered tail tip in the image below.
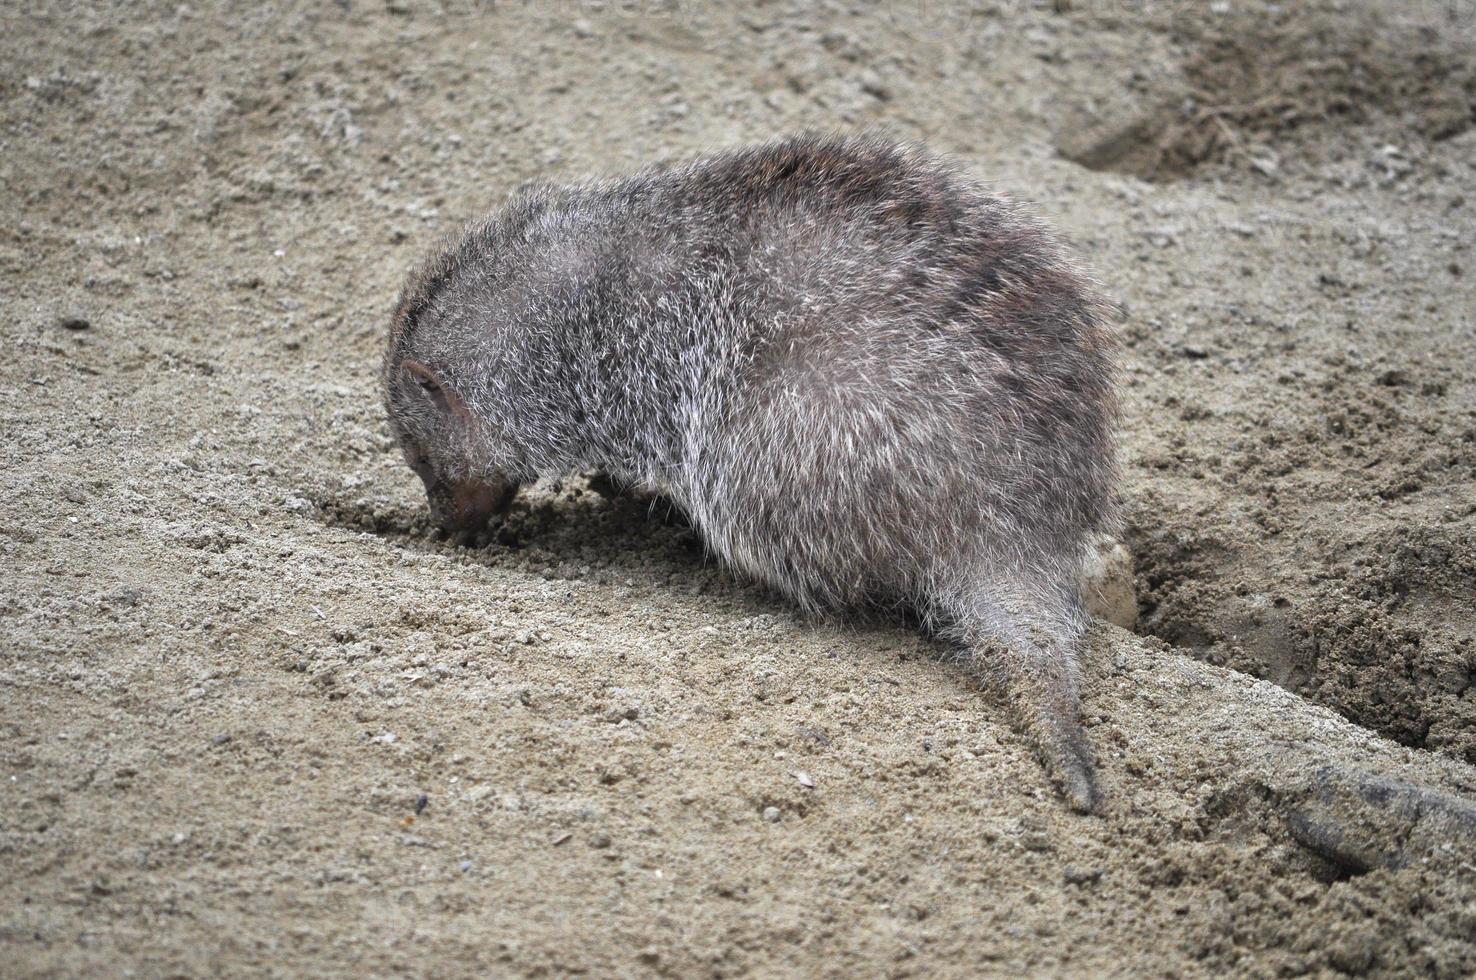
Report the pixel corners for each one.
[1042,730,1102,814]
[1059,761,1101,814]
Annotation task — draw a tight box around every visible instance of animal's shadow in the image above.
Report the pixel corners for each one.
[315,476,755,602]
[310,474,989,697]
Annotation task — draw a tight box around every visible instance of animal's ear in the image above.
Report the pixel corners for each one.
[401,360,472,424]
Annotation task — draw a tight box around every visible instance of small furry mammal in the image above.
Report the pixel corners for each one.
[383,135,1118,810]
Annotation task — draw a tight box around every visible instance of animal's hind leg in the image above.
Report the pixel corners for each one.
[939,582,1100,813]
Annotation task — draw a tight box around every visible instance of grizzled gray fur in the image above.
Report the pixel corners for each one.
[382,134,1118,810]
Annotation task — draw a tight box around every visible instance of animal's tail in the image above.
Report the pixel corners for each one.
[936,576,1099,812]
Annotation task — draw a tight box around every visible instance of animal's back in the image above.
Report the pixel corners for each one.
[596,137,1118,612]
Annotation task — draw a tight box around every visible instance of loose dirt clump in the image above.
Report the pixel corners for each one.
[1131,517,1476,765]
[1061,5,1476,180]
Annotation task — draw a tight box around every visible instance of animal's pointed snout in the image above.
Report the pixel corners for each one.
[426,477,520,541]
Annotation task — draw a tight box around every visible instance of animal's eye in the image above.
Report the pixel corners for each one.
[402,440,429,472]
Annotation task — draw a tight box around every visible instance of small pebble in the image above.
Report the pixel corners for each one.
[762,806,781,823]
[858,69,890,100]
[414,793,429,815]
[59,316,91,331]
[1022,832,1054,852]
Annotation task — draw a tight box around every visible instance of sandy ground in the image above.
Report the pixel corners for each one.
[3,0,1475,975]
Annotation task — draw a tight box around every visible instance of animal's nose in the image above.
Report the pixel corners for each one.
[427,477,519,540]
